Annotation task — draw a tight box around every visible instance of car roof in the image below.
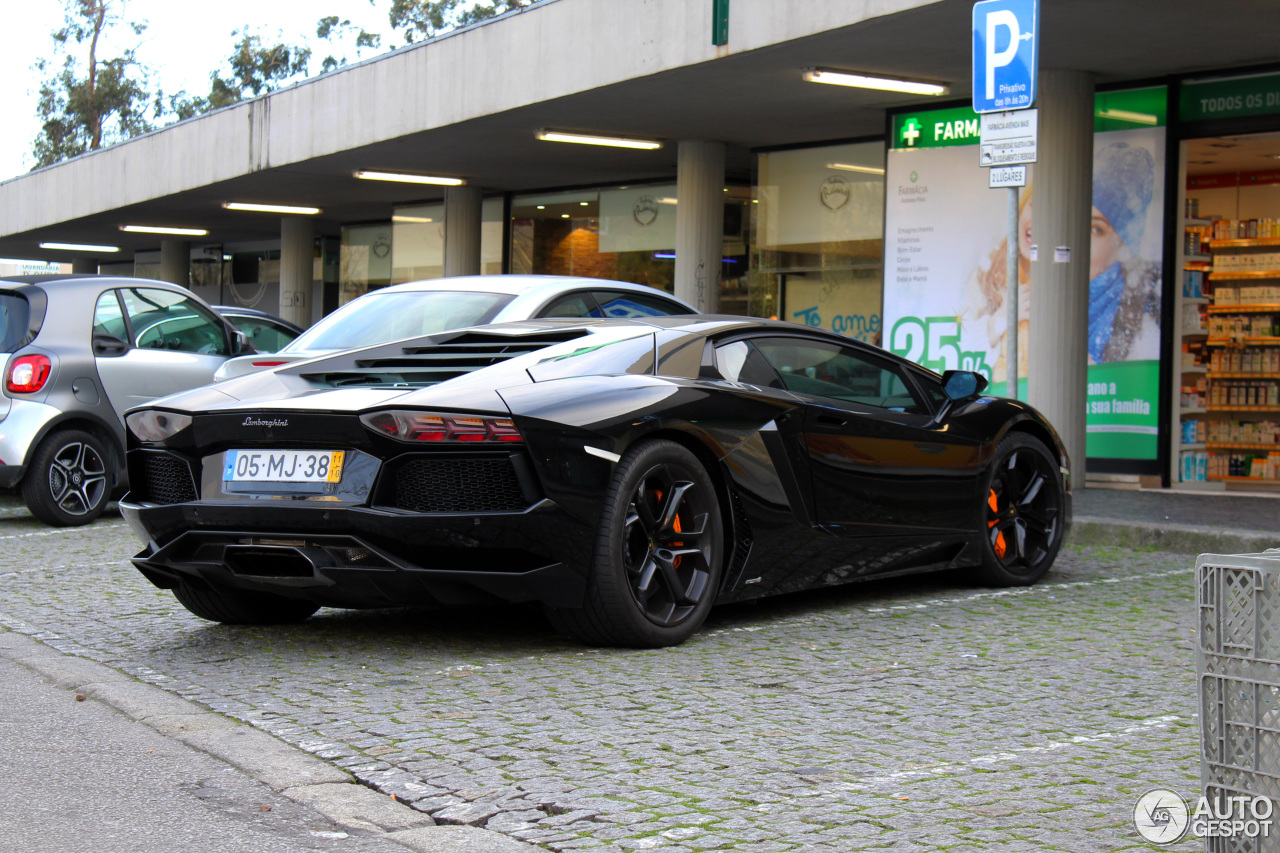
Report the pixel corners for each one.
[368,274,693,304]
[0,274,195,294]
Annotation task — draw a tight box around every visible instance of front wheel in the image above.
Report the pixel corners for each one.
[547,440,724,648]
[21,429,113,526]
[174,582,319,625]
[971,433,1065,586]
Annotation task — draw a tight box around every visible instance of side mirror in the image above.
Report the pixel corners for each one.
[941,370,989,401]
[231,329,255,355]
[92,333,129,357]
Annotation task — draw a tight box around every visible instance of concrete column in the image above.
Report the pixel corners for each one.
[70,258,98,274]
[1028,70,1094,487]
[159,240,191,286]
[444,186,483,277]
[675,140,726,313]
[279,217,315,328]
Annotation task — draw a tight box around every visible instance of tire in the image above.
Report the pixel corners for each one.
[21,429,113,526]
[173,581,319,625]
[971,433,1066,586]
[547,439,724,648]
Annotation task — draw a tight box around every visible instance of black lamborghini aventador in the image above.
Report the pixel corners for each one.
[120,316,1071,647]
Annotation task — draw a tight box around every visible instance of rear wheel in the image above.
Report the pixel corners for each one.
[971,433,1065,586]
[547,440,723,648]
[173,582,319,625]
[21,429,112,526]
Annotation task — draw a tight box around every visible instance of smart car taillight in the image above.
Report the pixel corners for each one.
[6,354,51,394]
[360,411,524,443]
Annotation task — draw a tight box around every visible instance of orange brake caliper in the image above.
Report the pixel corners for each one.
[988,488,1007,558]
[654,489,684,568]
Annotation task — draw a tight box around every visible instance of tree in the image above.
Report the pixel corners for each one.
[316,16,384,74]
[388,0,541,44]
[171,28,313,119]
[32,0,160,168]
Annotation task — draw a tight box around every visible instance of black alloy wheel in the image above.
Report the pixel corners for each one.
[974,433,1064,586]
[547,439,724,648]
[22,429,112,526]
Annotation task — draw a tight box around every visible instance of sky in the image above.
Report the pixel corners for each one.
[0,0,400,182]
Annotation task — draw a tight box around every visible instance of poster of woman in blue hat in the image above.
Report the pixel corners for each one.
[1089,140,1162,364]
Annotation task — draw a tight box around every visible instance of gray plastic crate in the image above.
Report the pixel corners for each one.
[1198,551,1280,853]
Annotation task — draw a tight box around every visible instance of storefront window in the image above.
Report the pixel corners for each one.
[752,141,885,342]
[340,222,392,305]
[391,198,505,284]
[511,185,749,307]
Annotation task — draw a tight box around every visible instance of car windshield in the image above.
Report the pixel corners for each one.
[284,290,515,352]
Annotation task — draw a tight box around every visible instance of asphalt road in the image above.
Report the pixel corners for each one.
[0,497,1206,852]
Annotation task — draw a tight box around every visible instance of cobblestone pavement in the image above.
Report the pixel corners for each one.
[0,498,1205,852]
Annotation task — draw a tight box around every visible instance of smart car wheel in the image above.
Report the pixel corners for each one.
[548,439,724,648]
[21,429,112,526]
[973,433,1064,586]
[173,582,320,625]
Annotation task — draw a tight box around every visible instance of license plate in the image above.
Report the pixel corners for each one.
[223,450,345,483]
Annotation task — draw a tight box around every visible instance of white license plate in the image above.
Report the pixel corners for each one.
[223,450,345,483]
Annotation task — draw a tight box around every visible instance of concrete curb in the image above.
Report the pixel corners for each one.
[1070,515,1277,555]
[0,628,540,853]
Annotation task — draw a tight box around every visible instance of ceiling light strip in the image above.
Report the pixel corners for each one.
[223,202,322,215]
[803,68,949,97]
[536,130,662,150]
[354,170,465,186]
[120,225,209,236]
[39,242,119,253]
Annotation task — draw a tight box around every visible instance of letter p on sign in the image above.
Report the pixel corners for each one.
[972,0,1038,114]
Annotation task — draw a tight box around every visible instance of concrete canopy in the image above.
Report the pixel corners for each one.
[3,0,1280,263]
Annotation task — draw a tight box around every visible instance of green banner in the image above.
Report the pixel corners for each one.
[892,87,1168,152]
[891,108,982,150]
[1180,72,1280,122]
[1084,360,1160,459]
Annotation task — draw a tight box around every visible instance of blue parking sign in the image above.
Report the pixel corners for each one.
[972,0,1038,113]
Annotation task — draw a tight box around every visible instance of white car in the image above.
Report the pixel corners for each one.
[214,275,696,381]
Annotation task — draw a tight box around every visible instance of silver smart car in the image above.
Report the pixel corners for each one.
[0,275,253,525]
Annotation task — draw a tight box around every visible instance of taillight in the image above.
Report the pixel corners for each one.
[360,411,524,443]
[251,361,288,367]
[6,354,51,394]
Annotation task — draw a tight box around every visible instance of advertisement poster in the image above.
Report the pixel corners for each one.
[882,88,1166,460]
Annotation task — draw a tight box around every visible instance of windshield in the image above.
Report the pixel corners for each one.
[284,290,514,352]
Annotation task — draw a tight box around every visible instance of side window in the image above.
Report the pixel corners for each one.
[714,340,784,389]
[120,288,229,356]
[752,337,926,413]
[93,291,128,340]
[593,291,688,318]
[539,293,602,319]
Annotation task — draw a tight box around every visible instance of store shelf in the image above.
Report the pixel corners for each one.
[1208,303,1280,313]
[1210,237,1280,248]
[1209,475,1280,485]
[1209,271,1280,280]
[1207,372,1280,379]
[1207,405,1280,412]
[1208,337,1280,346]
[1207,443,1280,451]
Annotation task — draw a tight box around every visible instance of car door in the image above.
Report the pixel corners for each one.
[94,287,233,421]
[749,335,983,538]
